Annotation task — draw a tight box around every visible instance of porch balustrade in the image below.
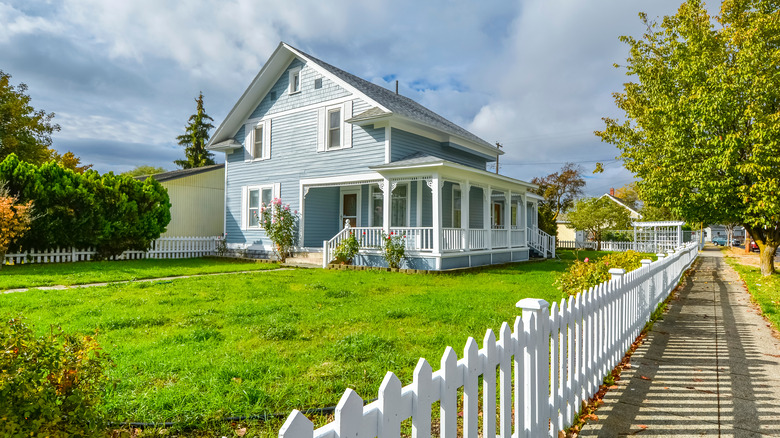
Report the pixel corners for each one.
[389,227,434,251]
[441,228,465,251]
[511,227,526,247]
[467,229,489,250]
[491,227,509,248]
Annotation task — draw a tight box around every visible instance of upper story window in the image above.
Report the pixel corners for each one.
[317,101,353,152]
[289,67,302,94]
[328,108,341,149]
[245,119,271,161]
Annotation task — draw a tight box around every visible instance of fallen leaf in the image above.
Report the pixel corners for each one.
[638,425,648,429]
[609,385,619,389]
[639,376,651,380]
[663,387,669,390]
[693,378,703,382]
[236,428,247,437]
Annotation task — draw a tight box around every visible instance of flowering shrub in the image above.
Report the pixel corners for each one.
[0,317,113,437]
[382,232,406,269]
[0,184,33,269]
[556,250,645,295]
[258,198,298,262]
[333,233,360,264]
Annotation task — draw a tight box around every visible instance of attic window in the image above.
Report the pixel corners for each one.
[289,67,301,94]
[314,78,322,89]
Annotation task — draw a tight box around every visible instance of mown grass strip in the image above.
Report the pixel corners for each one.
[0,257,279,290]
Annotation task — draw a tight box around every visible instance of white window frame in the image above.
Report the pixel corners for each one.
[452,185,462,228]
[242,183,280,230]
[245,119,271,161]
[288,67,302,95]
[317,101,353,152]
[369,185,383,227]
[391,183,409,228]
[339,187,362,229]
[327,107,341,149]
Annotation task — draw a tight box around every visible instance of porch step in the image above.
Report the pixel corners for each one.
[283,251,323,268]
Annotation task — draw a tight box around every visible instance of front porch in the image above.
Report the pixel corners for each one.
[300,158,553,270]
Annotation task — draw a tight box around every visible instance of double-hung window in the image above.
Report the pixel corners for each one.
[328,108,341,149]
[246,185,274,229]
[452,187,462,228]
[317,101,353,151]
[391,184,408,227]
[245,119,271,161]
[288,67,301,94]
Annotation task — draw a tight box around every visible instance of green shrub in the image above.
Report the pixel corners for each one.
[0,317,113,438]
[333,233,360,264]
[382,231,406,269]
[556,250,645,295]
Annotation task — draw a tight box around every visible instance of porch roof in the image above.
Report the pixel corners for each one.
[370,154,538,192]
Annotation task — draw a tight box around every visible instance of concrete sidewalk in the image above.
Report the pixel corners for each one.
[579,247,780,437]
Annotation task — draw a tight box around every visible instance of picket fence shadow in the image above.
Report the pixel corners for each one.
[3,236,219,265]
[280,242,700,438]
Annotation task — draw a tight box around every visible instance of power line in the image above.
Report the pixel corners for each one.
[500,158,620,166]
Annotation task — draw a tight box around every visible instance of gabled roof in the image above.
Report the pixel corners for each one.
[208,42,500,158]
[598,193,643,219]
[136,163,224,183]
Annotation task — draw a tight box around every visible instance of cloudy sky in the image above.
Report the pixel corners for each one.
[1,0,717,196]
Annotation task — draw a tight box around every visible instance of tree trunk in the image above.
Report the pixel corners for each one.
[0,251,4,270]
[760,242,777,277]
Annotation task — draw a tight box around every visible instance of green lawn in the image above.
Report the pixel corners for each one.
[0,249,613,435]
[0,257,279,290]
[724,258,780,331]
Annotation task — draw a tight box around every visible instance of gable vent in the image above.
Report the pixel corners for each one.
[314,78,323,89]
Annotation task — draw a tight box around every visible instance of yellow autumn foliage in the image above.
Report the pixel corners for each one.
[0,185,33,261]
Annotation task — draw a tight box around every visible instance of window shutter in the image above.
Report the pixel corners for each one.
[264,120,272,159]
[316,108,326,152]
[240,186,248,230]
[273,183,281,201]
[342,100,353,149]
[244,124,252,162]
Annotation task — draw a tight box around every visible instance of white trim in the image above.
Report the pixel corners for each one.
[244,184,275,230]
[288,66,302,95]
[390,182,410,228]
[283,43,390,113]
[319,101,354,152]
[298,181,305,247]
[300,172,383,186]
[244,119,272,161]
[416,180,422,227]
[223,158,228,235]
[339,187,362,228]
[384,125,391,163]
[243,95,356,127]
[368,184,383,227]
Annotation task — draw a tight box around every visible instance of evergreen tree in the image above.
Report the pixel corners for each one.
[174,92,215,169]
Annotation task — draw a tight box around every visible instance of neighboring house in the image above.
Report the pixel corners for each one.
[138,164,225,237]
[704,224,745,243]
[556,188,642,241]
[206,42,545,270]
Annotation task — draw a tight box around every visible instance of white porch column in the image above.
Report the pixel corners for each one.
[484,185,492,250]
[432,174,442,255]
[522,193,528,246]
[382,178,391,235]
[505,190,512,247]
[462,181,470,251]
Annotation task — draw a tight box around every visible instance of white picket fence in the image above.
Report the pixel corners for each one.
[3,236,219,265]
[280,241,699,438]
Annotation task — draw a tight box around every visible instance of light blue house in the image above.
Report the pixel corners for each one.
[207,42,551,270]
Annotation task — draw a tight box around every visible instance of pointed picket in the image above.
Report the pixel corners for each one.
[440,346,458,438]
[378,372,402,438]
[498,322,512,438]
[335,389,363,438]
[279,410,314,438]
[412,358,432,438]
[463,337,479,438]
[482,329,497,438]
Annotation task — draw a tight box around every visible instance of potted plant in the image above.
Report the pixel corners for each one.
[333,233,360,265]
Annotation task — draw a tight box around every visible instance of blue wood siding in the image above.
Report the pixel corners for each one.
[224,97,385,245]
[303,187,339,247]
[409,181,417,227]
[469,186,484,229]
[421,183,432,227]
[442,181,453,227]
[390,129,489,169]
[249,58,351,120]
[360,185,370,227]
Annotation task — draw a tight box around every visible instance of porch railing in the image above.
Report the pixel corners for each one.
[468,229,488,250]
[390,227,433,251]
[528,226,556,258]
[442,228,465,251]
[491,228,509,248]
[511,227,526,247]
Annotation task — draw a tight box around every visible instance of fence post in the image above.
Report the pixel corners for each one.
[279,410,313,438]
[335,389,363,438]
[517,298,550,437]
[640,259,653,325]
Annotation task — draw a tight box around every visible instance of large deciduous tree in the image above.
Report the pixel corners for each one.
[567,197,633,251]
[175,92,215,169]
[531,163,586,237]
[597,0,780,276]
[0,70,59,165]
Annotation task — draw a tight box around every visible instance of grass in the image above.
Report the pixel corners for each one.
[0,257,279,290]
[0,249,618,436]
[723,257,780,331]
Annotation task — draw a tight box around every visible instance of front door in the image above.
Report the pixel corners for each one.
[340,189,360,229]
